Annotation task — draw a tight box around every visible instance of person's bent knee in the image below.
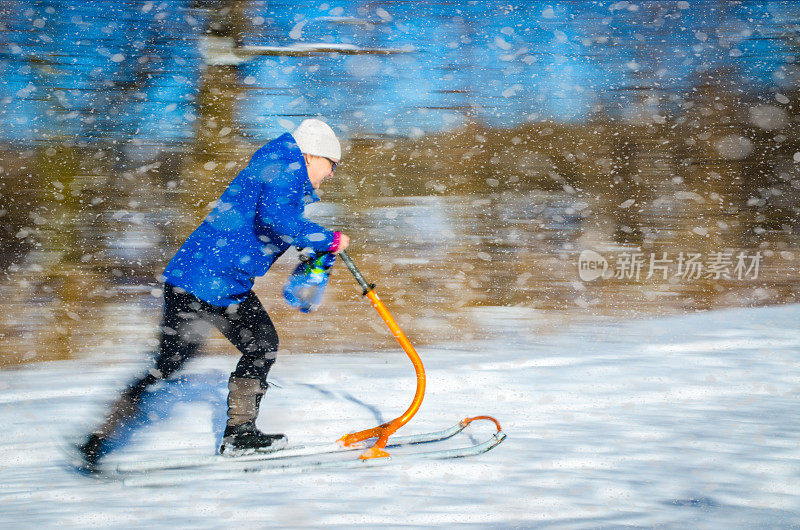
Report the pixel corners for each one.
[234,353,275,385]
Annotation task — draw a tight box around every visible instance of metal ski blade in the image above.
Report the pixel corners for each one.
[122,431,506,488]
[116,441,353,474]
[117,421,469,474]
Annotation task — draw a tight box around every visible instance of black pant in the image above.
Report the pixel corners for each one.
[126,284,279,401]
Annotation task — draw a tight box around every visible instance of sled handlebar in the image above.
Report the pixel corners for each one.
[338,250,374,296]
[337,250,426,459]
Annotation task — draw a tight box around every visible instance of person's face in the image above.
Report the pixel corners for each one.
[305,155,338,190]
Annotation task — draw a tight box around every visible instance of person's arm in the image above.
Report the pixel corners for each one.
[256,174,342,253]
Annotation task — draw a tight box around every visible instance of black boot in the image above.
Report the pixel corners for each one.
[72,394,137,474]
[72,374,156,473]
[219,375,287,456]
[220,421,287,456]
[71,433,104,475]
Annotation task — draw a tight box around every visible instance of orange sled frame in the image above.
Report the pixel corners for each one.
[337,251,502,460]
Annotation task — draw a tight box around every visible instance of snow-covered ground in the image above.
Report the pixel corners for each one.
[1,304,799,527]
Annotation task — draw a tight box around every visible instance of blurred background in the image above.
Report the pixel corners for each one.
[1,0,799,366]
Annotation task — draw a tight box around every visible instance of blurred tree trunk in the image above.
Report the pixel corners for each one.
[180,0,250,230]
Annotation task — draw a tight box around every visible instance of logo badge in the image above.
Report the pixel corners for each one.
[578,250,610,281]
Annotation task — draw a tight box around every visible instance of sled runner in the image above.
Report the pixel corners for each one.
[119,417,505,486]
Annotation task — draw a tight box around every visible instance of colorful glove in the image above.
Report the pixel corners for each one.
[282,252,337,313]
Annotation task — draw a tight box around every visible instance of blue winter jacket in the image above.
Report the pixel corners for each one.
[162,133,338,306]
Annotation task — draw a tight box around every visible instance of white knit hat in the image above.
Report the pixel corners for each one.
[292,119,341,161]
